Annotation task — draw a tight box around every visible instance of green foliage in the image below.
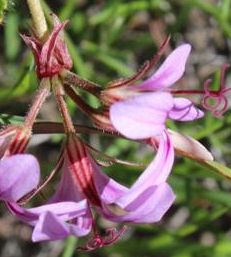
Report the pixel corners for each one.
[0,0,7,24]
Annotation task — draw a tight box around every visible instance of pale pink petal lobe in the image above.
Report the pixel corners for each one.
[137,44,191,90]
[0,154,40,202]
[101,132,175,223]
[32,211,70,241]
[103,183,175,223]
[110,92,174,139]
[168,98,204,121]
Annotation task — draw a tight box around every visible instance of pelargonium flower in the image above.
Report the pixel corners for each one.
[49,133,175,250]
[0,132,174,250]
[22,14,72,78]
[108,44,204,140]
[0,154,90,242]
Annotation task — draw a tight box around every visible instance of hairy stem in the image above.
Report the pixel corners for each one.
[61,70,101,96]
[64,85,98,115]
[24,78,50,129]
[53,77,75,133]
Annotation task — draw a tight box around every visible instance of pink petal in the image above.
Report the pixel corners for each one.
[110,92,174,139]
[0,154,40,202]
[32,211,70,241]
[137,44,191,90]
[103,183,175,223]
[7,200,87,224]
[168,98,204,121]
[32,210,91,242]
[131,131,174,187]
[49,161,85,203]
[127,183,175,223]
[7,200,91,241]
[92,160,128,204]
[101,132,175,223]
[113,132,174,208]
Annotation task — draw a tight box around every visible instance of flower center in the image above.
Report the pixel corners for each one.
[78,215,126,251]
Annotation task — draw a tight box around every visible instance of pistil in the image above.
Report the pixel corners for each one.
[171,64,231,116]
[78,210,127,251]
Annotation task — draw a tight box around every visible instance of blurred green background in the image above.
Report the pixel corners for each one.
[1,0,231,257]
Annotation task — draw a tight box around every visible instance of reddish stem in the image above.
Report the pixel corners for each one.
[64,85,98,115]
[53,76,75,133]
[61,70,101,96]
[24,78,50,129]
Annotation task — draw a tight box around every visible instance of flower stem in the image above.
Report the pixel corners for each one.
[53,77,75,133]
[64,85,98,115]
[24,78,50,129]
[61,70,101,96]
[26,0,48,40]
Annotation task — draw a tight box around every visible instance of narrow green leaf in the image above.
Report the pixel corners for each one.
[0,0,7,24]
[199,159,231,181]
[177,207,228,237]
[59,0,76,20]
[82,41,134,76]
[4,12,21,60]
[220,0,231,22]
[89,0,169,25]
[0,114,24,125]
[0,62,35,101]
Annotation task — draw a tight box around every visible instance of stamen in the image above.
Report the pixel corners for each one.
[77,225,127,251]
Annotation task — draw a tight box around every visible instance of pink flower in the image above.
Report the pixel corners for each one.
[22,15,72,78]
[0,129,90,241]
[109,44,204,140]
[0,133,174,249]
[0,154,90,241]
[46,133,175,249]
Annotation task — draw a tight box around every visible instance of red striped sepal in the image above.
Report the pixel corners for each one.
[65,134,101,207]
[0,126,31,157]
